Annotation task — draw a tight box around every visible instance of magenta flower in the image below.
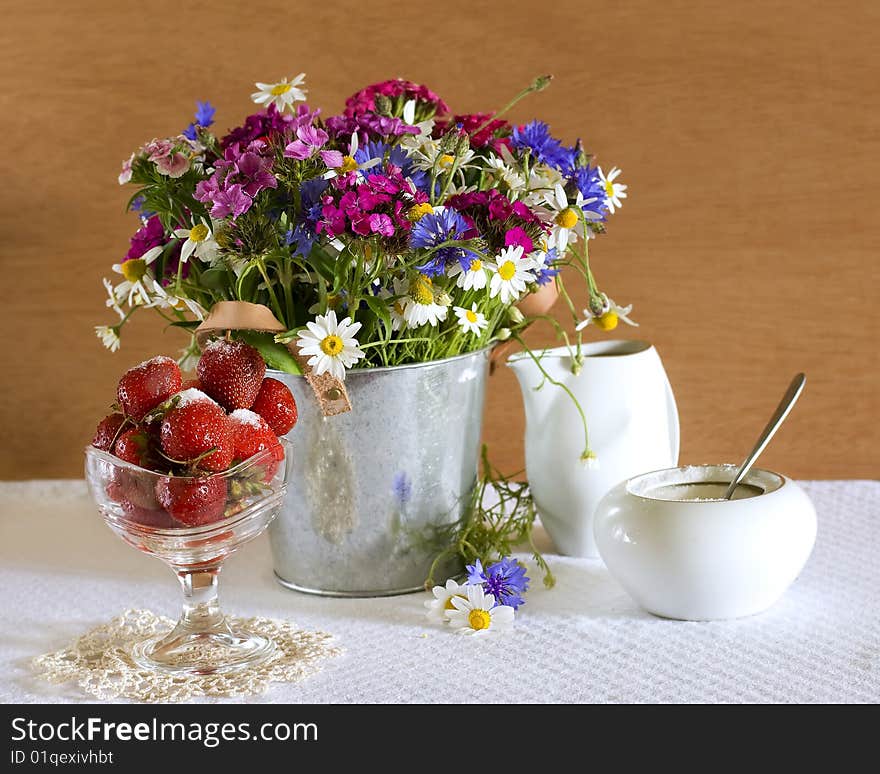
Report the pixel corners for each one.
[284,124,329,160]
[504,226,534,254]
[209,183,251,219]
[125,215,165,261]
[368,213,394,236]
[343,79,449,117]
[235,151,277,197]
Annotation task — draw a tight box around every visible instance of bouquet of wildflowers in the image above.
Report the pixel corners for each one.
[100,72,633,381]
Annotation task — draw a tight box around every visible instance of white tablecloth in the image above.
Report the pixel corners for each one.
[0,480,877,704]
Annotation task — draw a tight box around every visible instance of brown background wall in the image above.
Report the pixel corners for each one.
[0,0,877,480]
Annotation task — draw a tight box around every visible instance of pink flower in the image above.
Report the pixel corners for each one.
[143,138,174,161]
[209,183,252,219]
[284,124,330,160]
[155,152,189,178]
[320,149,343,168]
[195,176,220,203]
[118,154,134,185]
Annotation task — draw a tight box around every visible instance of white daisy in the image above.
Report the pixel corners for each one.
[102,277,125,319]
[424,578,469,623]
[484,147,525,193]
[488,245,536,305]
[150,283,207,320]
[172,218,219,264]
[575,295,638,332]
[296,310,366,382]
[523,162,565,207]
[447,255,488,291]
[447,584,515,636]
[95,325,120,352]
[109,245,163,306]
[598,166,627,214]
[454,304,488,336]
[251,73,307,112]
[402,275,448,328]
[543,183,602,253]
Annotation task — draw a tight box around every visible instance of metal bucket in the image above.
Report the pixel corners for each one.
[267,347,491,596]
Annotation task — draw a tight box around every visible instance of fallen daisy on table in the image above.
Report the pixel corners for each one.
[424,556,529,635]
[424,578,469,623]
[447,585,514,636]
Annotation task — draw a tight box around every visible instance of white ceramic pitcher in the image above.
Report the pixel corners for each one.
[508,340,679,557]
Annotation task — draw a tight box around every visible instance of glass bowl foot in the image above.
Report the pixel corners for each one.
[131,628,276,675]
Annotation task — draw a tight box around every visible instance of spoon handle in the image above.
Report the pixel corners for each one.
[724,373,806,500]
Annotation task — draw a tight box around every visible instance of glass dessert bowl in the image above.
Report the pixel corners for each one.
[84,439,291,675]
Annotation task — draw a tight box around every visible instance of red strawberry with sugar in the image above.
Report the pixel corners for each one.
[92,413,127,451]
[160,398,233,472]
[197,339,266,411]
[117,356,182,421]
[229,409,284,482]
[250,378,298,436]
[229,408,283,465]
[156,475,228,527]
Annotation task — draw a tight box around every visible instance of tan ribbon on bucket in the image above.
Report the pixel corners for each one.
[194,301,351,417]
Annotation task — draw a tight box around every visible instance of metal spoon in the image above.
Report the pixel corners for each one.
[724,373,806,500]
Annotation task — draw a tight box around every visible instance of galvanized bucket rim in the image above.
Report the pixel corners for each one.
[268,344,495,378]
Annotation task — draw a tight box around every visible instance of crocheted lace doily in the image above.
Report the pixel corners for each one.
[32,609,341,703]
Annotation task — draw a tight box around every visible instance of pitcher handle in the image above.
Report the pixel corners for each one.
[663,373,680,463]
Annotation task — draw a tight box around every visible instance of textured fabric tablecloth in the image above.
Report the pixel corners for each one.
[0,479,877,704]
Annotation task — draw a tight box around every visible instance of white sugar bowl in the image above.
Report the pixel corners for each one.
[594,465,816,620]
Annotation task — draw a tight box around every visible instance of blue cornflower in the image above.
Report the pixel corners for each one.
[410,208,478,276]
[574,165,608,220]
[535,248,560,286]
[287,177,328,257]
[466,557,530,610]
[355,141,429,192]
[130,195,155,219]
[194,100,216,127]
[512,120,575,173]
[182,100,216,140]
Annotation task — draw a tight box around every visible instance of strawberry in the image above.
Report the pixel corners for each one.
[180,377,203,391]
[113,427,155,468]
[160,400,233,472]
[250,378,298,436]
[108,476,176,528]
[229,409,284,481]
[156,475,228,527]
[229,409,282,459]
[117,356,182,421]
[92,413,127,451]
[197,339,265,411]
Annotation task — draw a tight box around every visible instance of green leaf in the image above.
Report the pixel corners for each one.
[234,330,302,375]
[168,320,200,330]
[363,295,392,336]
[198,268,229,290]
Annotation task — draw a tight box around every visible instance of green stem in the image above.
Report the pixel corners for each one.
[512,333,591,457]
